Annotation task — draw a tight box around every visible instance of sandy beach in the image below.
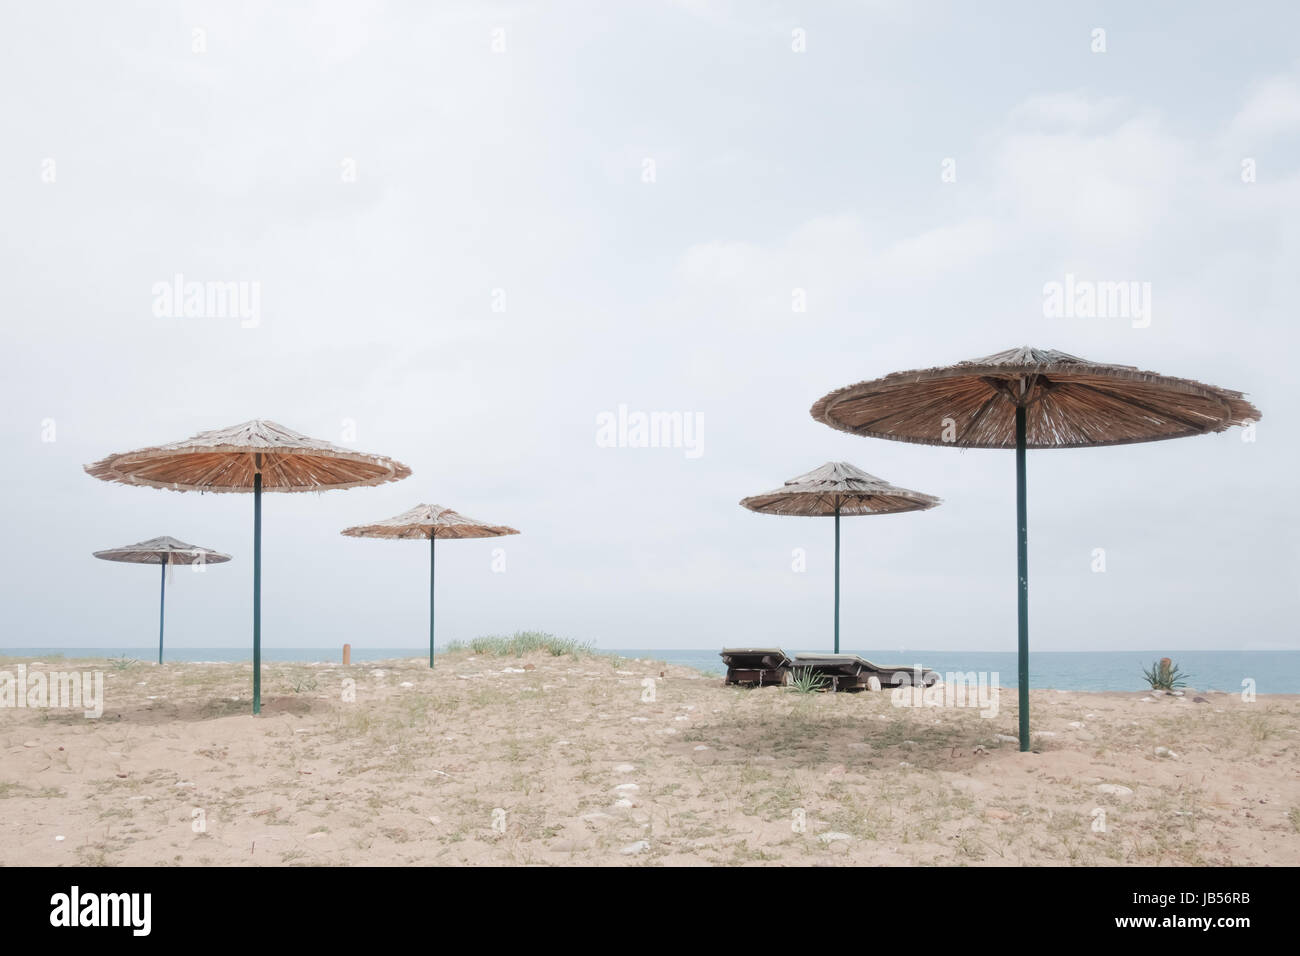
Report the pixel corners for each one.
[2,649,1297,867]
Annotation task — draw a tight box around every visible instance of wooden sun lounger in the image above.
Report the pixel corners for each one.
[719,647,793,686]
[720,649,938,691]
[789,653,939,692]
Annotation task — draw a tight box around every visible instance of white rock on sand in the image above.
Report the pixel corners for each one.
[818,832,852,844]
[620,840,650,854]
[1097,784,1134,797]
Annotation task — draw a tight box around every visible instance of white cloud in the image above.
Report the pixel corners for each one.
[1229,74,1300,140]
[1007,92,1126,131]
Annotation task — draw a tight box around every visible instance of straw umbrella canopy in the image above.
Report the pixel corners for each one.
[93,536,231,665]
[341,504,520,668]
[740,462,940,653]
[811,346,1261,750]
[85,420,410,712]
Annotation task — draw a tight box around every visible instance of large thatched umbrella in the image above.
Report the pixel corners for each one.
[93,536,231,665]
[86,420,410,712]
[740,462,940,653]
[341,504,520,668]
[811,347,1261,750]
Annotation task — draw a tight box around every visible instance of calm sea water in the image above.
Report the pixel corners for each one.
[3,647,1298,693]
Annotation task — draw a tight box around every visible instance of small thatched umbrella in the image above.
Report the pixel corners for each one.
[740,462,940,653]
[93,536,231,665]
[341,504,520,668]
[811,347,1261,750]
[86,420,410,712]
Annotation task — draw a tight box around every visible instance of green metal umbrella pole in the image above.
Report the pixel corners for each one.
[342,504,521,669]
[833,507,841,653]
[812,346,1261,752]
[92,536,232,665]
[86,420,410,713]
[741,463,939,654]
[158,558,166,664]
[1015,405,1029,750]
[253,467,262,714]
[436,535,441,671]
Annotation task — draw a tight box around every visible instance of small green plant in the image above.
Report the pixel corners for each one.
[287,674,318,694]
[108,654,138,671]
[1142,657,1188,691]
[787,667,828,695]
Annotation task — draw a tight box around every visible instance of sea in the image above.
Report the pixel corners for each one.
[3,647,1299,693]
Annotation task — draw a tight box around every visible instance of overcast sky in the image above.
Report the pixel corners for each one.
[2,1,1296,654]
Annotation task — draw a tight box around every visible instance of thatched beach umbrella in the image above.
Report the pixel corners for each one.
[93,536,231,665]
[86,420,410,712]
[811,347,1261,750]
[740,462,940,653]
[341,504,520,668]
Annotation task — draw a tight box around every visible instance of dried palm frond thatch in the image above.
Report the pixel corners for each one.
[811,346,1260,449]
[93,535,231,565]
[341,504,519,540]
[740,461,940,517]
[84,419,411,492]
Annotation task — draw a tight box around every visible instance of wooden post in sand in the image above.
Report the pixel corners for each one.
[342,643,351,666]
